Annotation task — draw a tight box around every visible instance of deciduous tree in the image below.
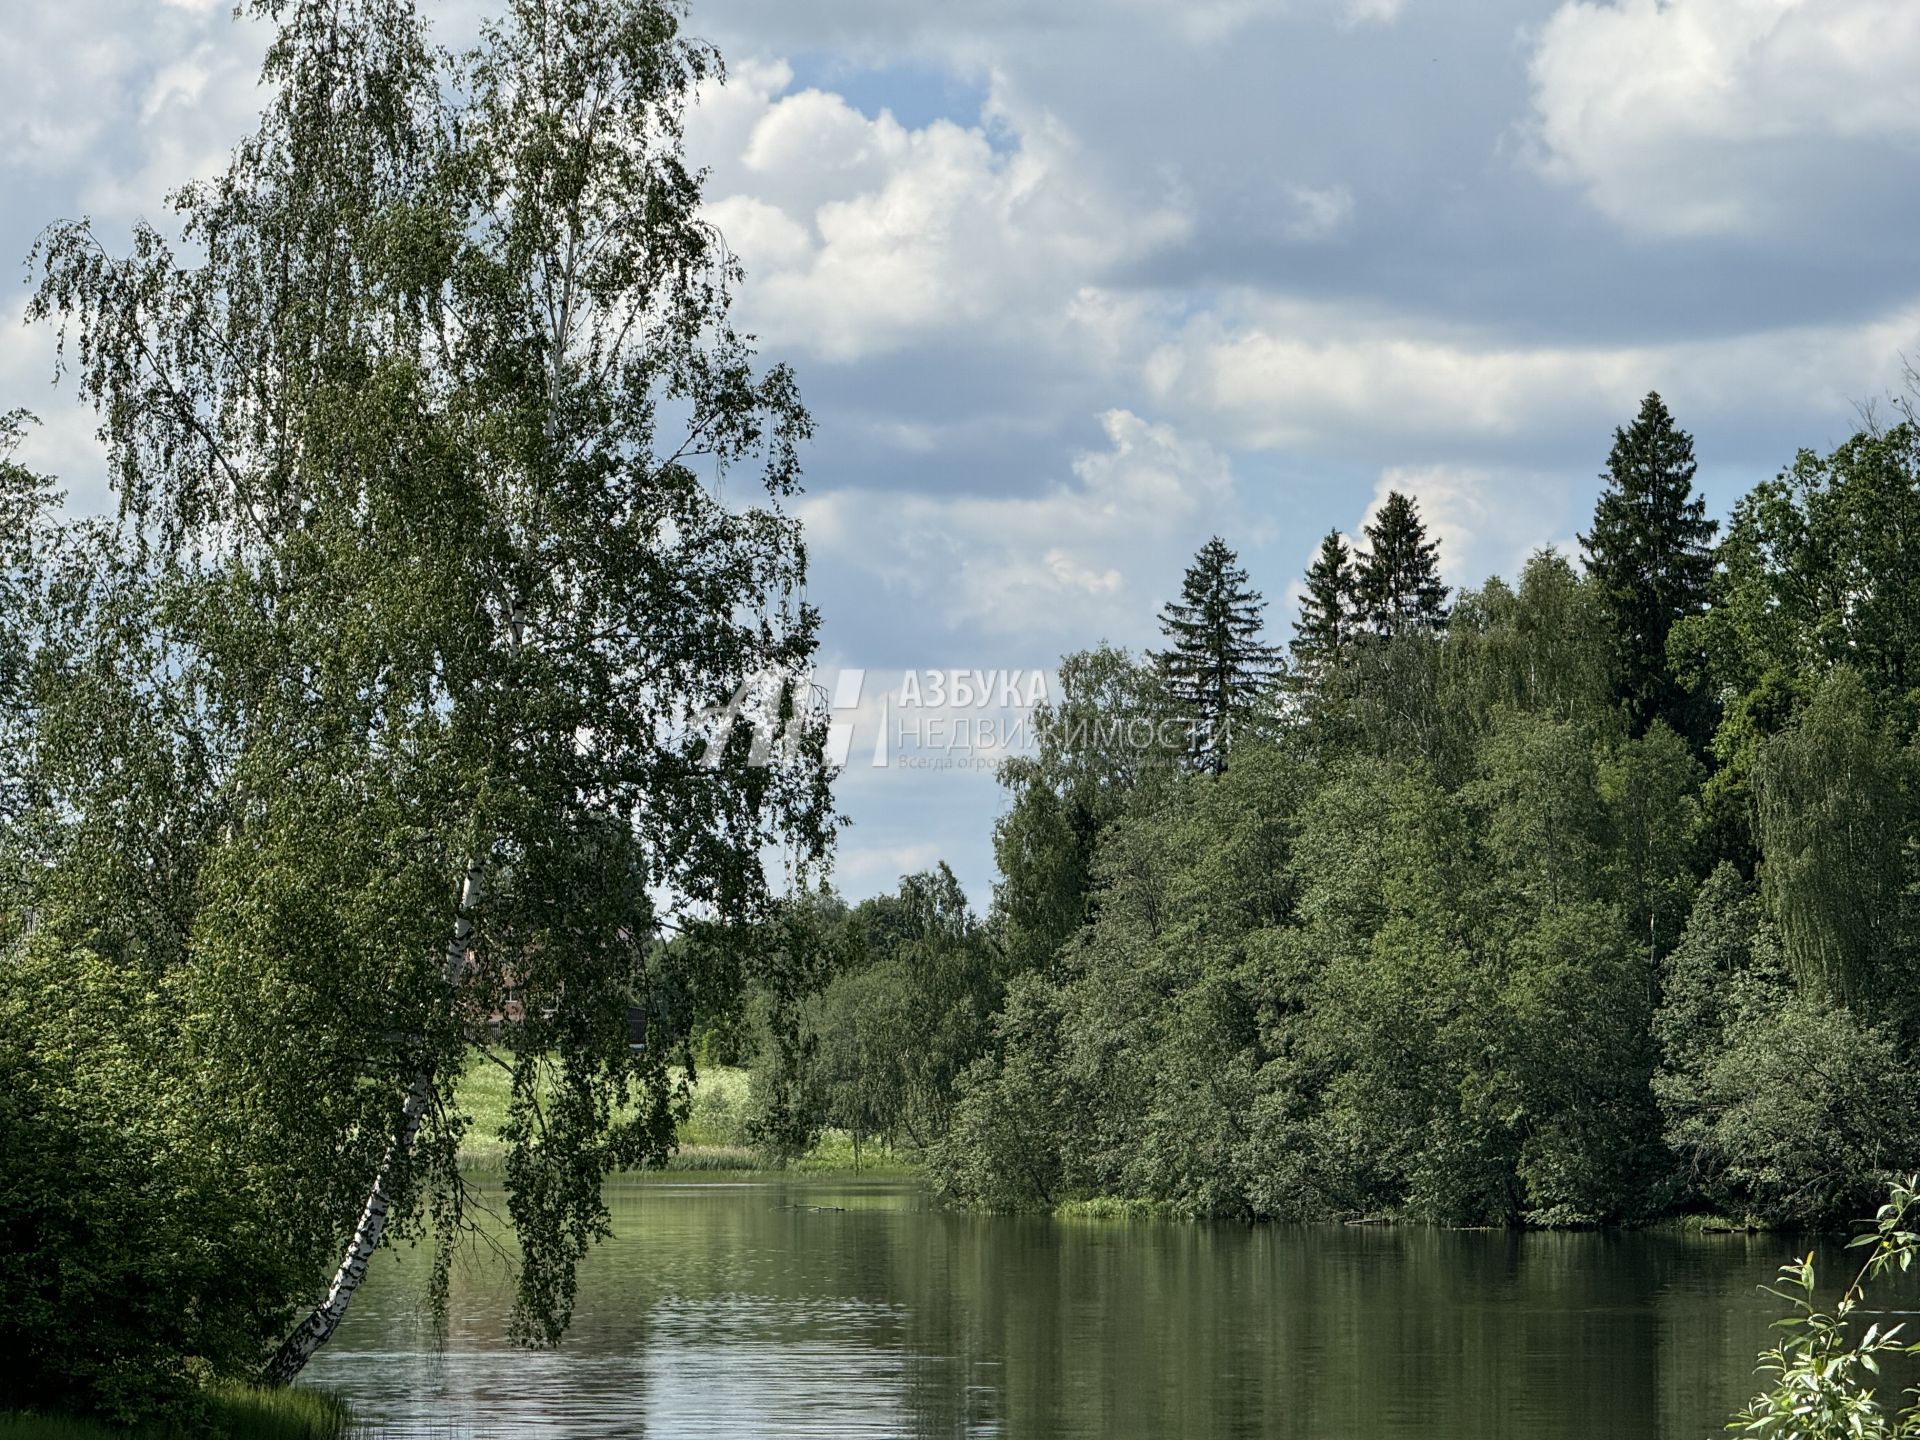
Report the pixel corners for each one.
[29,0,832,1381]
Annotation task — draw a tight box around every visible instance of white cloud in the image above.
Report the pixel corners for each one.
[0,22,139,172]
[700,0,1406,53]
[1527,0,1920,235]
[1146,292,1920,454]
[1342,0,1406,25]
[1149,300,1649,449]
[0,303,114,515]
[84,40,265,220]
[0,2,266,198]
[798,409,1237,646]
[1358,465,1573,586]
[693,64,1188,363]
[1282,463,1575,630]
[832,839,953,895]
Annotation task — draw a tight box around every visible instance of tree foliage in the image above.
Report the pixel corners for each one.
[1289,529,1357,688]
[1354,491,1449,638]
[746,867,1002,1163]
[1154,536,1279,772]
[1733,1178,1920,1438]
[8,0,832,1398]
[921,412,1920,1230]
[1581,392,1717,743]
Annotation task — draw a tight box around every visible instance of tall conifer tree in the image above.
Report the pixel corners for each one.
[1355,492,1449,637]
[1580,392,1717,741]
[1290,529,1357,686]
[1155,537,1278,773]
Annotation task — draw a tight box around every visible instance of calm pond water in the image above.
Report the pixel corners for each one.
[305,1174,1885,1440]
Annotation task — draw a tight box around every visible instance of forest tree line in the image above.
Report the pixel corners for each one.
[742,392,1920,1230]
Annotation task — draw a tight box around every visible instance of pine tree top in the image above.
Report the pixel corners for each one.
[1579,391,1716,586]
[1291,529,1356,672]
[1355,492,1449,637]
[1153,535,1279,771]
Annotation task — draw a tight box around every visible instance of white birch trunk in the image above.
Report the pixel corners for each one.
[263,862,483,1384]
[268,197,567,1385]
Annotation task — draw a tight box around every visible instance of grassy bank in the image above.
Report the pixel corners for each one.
[1044,1196,1789,1230]
[1053,1196,1181,1222]
[453,1058,918,1176]
[0,1386,349,1440]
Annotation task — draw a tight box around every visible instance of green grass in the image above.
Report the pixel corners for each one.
[1052,1195,1179,1222]
[451,1056,920,1175]
[0,1420,129,1440]
[785,1130,919,1175]
[0,1385,350,1440]
[1663,1212,1777,1234]
[451,1053,520,1169]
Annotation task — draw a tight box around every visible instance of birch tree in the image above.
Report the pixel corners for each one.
[30,0,832,1381]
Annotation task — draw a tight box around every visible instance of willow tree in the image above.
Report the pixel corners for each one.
[31,0,831,1381]
[1754,668,1917,1020]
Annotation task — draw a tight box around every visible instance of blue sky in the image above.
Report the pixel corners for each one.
[5,0,1920,905]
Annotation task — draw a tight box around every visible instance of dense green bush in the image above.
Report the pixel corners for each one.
[747,866,1003,1163]
[1656,867,1920,1226]
[0,948,302,1426]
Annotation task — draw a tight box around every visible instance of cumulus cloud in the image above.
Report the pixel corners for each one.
[697,0,1406,54]
[1358,465,1574,586]
[693,63,1187,363]
[0,302,115,515]
[1145,293,1920,456]
[1527,0,1920,235]
[831,839,954,895]
[0,1,266,198]
[1148,301,1652,450]
[84,39,266,220]
[798,409,1237,647]
[1,21,142,173]
[1282,464,1573,629]
[1162,0,1408,42]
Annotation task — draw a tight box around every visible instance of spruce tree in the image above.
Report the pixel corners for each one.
[1355,491,1449,637]
[1580,391,1717,741]
[1290,529,1357,685]
[1154,537,1279,773]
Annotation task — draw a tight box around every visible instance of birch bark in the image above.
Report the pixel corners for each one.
[262,862,482,1384]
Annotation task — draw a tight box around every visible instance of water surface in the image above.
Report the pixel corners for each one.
[307,1174,1867,1439]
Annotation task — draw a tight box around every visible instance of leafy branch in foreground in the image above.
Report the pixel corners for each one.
[1734,1176,1920,1438]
